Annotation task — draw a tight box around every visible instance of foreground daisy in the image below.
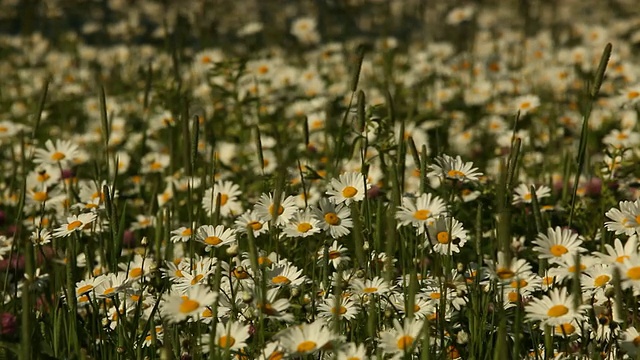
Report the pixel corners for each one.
[396,193,447,229]
[605,200,640,236]
[202,320,250,353]
[196,224,236,251]
[380,318,425,357]
[532,226,586,264]
[278,320,337,356]
[525,287,588,327]
[326,171,370,205]
[512,183,551,205]
[254,192,297,227]
[160,285,217,323]
[313,198,353,239]
[428,154,483,182]
[33,139,80,166]
[53,213,97,238]
[424,216,468,255]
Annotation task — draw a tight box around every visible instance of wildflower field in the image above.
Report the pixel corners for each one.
[5,0,640,359]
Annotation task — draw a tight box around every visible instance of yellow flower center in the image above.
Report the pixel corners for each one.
[269,204,284,216]
[413,209,430,221]
[191,274,204,285]
[436,231,450,244]
[219,194,229,206]
[202,308,212,318]
[594,274,610,287]
[633,336,640,347]
[362,287,378,293]
[103,287,115,295]
[248,221,263,231]
[268,351,285,360]
[181,228,192,237]
[77,284,93,295]
[271,275,290,285]
[331,306,347,315]
[447,169,465,178]
[37,173,50,182]
[205,236,222,246]
[67,220,83,231]
[549,244,568,257]
[33,191,48,202]
[547,305,569,317]
[342,186,358,198]
[297,222,312,233]
[429,292,441,300]
[258,256,272,266]
[51,151,66,161]
[510,279,528,288]
[628,91,640,99]
[520,101,531,110]
[218,335,236,348]
[627,266,640,280]
[496,268,514,279]
[129,267,143,278]
[507,291,519,302]
[297,340,317,353]
[179,298,200,314]
[397,335,414,350]
[616,255,630,263]
[523,193,532,201]
[568,264,586,273]
[324,212,340,225]
[328,250,341,259]
[555,323,576,335]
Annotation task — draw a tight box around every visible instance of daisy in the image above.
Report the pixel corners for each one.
[170,226,193,243]
[196,224,236,251]
[118,254,156,282]
[130,215,156,231]
[580,264,613,292]
[395,193,447,229]
[317,240,351,269]
[160,285,217,323]
[30,228,52,246]
[351,276,392,296]
[336,342,368,360]
[512,183,552,205]
[605,200,640,236]
[141,326,164,348]
[312,198,353,239]
[75,277,106,299]
[201,180,243,217]
[424,216,468,255]
[619,84,640,106]
[255,288,294,322]
[234,210,270,237]
[203,320,250,353]
[317,294,359,322]
[428,154,483,182]
[485,251,534,283]
[278,320,337,356]
[380,318,425,357]
[532,227,586,263]
[93,272,129,298]
[593,236,638,265]
[282,209,322,238]
[525,287,588,327]
[173,266,216,295]
[33,139,80,166]
[257,342,286,360]
[267,263,306,287]
[620,327,640,356]
[547,254,598,282]
[326,172,370,205]
[617,254,640,291]
[254,193,297,227]
[513,94,541,115]
[53,213,97,238]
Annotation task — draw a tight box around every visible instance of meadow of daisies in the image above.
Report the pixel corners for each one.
[5,0,640,359]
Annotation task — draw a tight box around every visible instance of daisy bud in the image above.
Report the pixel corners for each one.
[362,241,369,251]
[241,291,253,303]
[226,244,239,256]
[456,263,465,272]
[604,286,615,298]
[384,308,393,319]
[302,294,311,304]
[242,307,255,320]
[290,287,301,298]
[456,330,469,344]
[141,236,148,246]
[355,269,366,278]
[117,347,126,354]
[101,318,109,327]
